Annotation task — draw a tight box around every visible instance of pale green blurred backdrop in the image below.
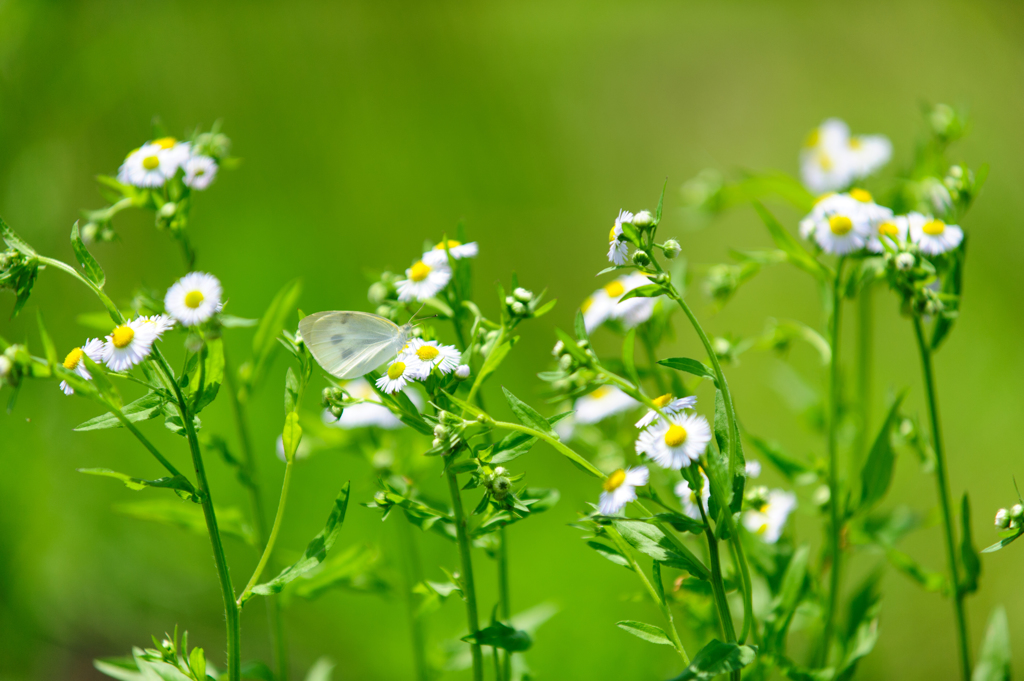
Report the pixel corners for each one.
[2,0,1024,679]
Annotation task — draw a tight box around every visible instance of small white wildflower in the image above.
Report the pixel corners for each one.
[101,318,158,372]
[375,357,428,394]
[396,260,452,302]
[140,314,176,337]
[632,210,655,227]
[742,489,797,543]
[401,338,462,375]
[635,394,697,430]
[0,355,11,379]
[117,137,189,188]
[869,215,910,254]
[165,272,224,327]
[607,209,634,266]
[454,364,471,380]
[908,213,964,255]
[421,240,479,267]
[800,119,891,194]
[598,466,648,516]
[58,338,104,395]
[745,460,761,478]
[635,412,712,470]
[183,154,218,190]
[574,386,638,424]
[675,472,710,521]
[581,273,657,333]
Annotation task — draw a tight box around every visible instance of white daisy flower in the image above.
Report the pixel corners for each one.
[598,466,648,516]
[908,213,964,255]
[800,119,856,194]
[59,338,104,395]
[323,378,404,429]
[165,272,224,327]
[675,472,710,521]
[867,214,910,253]
[102,318,158,372]
[745,460,761,478]
[183,154,218,190]
[800,193,872,255]
[847,134,892,180]
[581,273,658,333]
[139,314,176,337]
[396,260,452,302]
[401,338,462,375]
[117,137,189,188]
[607,209,634,266]
[422,240,479,267]
[375,357,428,394]
[742,489,797,543]
[635,411,712,470]
[574,386,638,424]
[635,393,698,430]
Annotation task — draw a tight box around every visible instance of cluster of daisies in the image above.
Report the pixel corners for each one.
[800,118,892,194]
[374,338,469,395]
[798,188,964,258]
[581,388,796,543]
[58,272,223,395]
[118,137,218,191]
[395,240,478,303]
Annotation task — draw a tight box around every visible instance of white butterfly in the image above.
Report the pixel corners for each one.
[299,311,412,379]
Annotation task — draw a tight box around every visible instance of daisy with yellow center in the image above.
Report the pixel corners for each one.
[635,393,698,429]
[400,338,462,376]
[375,357,428,394]
[184,154,218,190]
[867,214,909,253]
[581,273,658,333]
[422,239,479,267]
[165,272,223,327]
[396,258,452,302]
[117,138,191,188]
[58,338,104,395]
[799,118,891,194]
[675,472,710,521]
[741,489,797,543]
[597,466,648,516]
[635,411,712,470]
[606,209,634,266]
[908,212,964,255]
[101,319,158,372]
[574,385,638,425]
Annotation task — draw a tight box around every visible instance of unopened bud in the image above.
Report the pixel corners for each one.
[632,210,655,227]
[663,239,681,259]
[375,305,392,318]
[513,287,533,302]
[432,437,444,448]
[493,466,507,476]
[895,252,915,271]
[322,387,334,406]
[455,364,471,380]
[505,296,516,306]
[552,340,565,357]
[511,301,527,316]
[631,250,651,267]
[330,405,343,418]
[82,223,99,242]
[158,202,177,218]
[995,508,1011,530]
[712,337,731,356]
[652,272,670,286]
[558,354,574,371]
[368,282,389,305]
[433,424,449,439]
[1011,504,1024,522]
[492,476,512,500]
[374,490,390,505]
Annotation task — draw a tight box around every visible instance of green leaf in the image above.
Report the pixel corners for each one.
[82,355,122,408]
[249,481,351,602]
[751,201,828,281]
[75,392,168,431]
[502,387,554,437]
[668,639,757,681]
[612,520,710,580]
[858,391,906,512]
[489,431,537,464]
[585,540,634,570]
[187,338,224,414]
[0,214,36,255]
[282,411,302,462]
[188,648,206,681]
[78,468,196,500]
[303,658,335,681]
[621,328,640,388]
[115,500,255,545]
[616,620,674,646]
[981,529,1024,554]
[972,606,1011,681]
[36,310,57,367]
[655,177,668,223]
[960,493,981,595]
[475,339,512,390]
[658,357,716,384]
[885,547,947,594]
[618,284,665,303]
[574,310,589,343]
[743,432,811,481]
[836,572,882,680]
[282,544,388,601]
[251,278,302,387]
[461,622,532,652]
[93,658,147,681]
[71,221,106,287]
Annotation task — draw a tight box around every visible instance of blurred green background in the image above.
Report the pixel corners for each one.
[2,0,1024,679]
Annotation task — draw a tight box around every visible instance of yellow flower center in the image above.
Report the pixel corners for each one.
[878,221,900,238]
[434,239,462,250]
[387,362,406,380]
[409,261,431,282]
[849,137,863,150]
[63,347,84,370]
[829,215,853,236]
[111,325,135,349]
[653,394,674,408]
[815,192,836,205]
[142,155,160,170]
[849,188,872,203]
[922,219,946,236]
[589,386,610,400]
[603,469,627,493]
[818,152,833,171]
[581,297,593,313]
[756,522,769,535]
[416,345,440,361]
[664,425,688,448]
[154,137,177,149]
[603,281,625,298]
[804,129,820,148]
[184,290,205,309]
[608,225,618,243]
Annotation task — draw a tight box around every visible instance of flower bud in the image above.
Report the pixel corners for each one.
[745,485,769,509]
[492,476,512,500]
[652,272,670,286]
[330,404,343,418]
[712,337,731,357]
[1011,504,1024,523]
[493,466,507,476]
[895,252,915,271]
[158,202,177,218]
[322,387,334,406]
[558,354,574,371]
[513,287,533,302]
[374,490,391,506]
[433,424,449,439]
[552,340,565,357]
[0,355,10,378]
[432,437,443,448]
[511,301,527,316]
[631,250,651,267]
[81,223,99,242]
[367,282,389,305]
[995,508,1011,530]
[455,364,471,380]
[505,296,516,306]
[632,210,655,227]
[662,239,681,259]
[375,305,392,318]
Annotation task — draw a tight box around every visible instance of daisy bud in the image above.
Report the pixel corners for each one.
[158,202,177,218]
[330,405,343,418]
[82,222,99,242]
[662,239,681,259]
[505,296,516,306]
[433,424,449,439]
[454,364,471,380]
[712,337,731,356]
[895,252,915,271]
[493,466,507,476]
[995,508,1011,530]
[372,450,394,470]
[631,250,651,267]
[1011,504,1024,523]
[558,354,574,371]
[373,490,392,508]
[745,485,770,509]
[925,298,944,316]
[652,272,670,286]
[375,305,393,319]
[322,387,334,406]
[0,355,11,379]
[492,475,512,500]
[511,301,527,316]
[632,210,656,228]
[552,340,565,357]
[367,282,389,305]
[513,287,533,302]
[432,437,444,448]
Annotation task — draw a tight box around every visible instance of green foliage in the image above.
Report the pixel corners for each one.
[667,640,757,681]
[972,606,1011,681]
[616,620,674,646]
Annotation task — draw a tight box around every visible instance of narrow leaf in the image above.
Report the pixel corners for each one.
[960,493,981,595]
[751,201,827,281]
[75,392,167,431]
[612,520,710,580]
[972,606,1011,681]
[79,468,195,499]
[668,639,757,681]
[502,387,554,437]
[658,357,716,384]
[585,540,634,570]
[858,391,906,512]
[616,620,673,646]
[71,221,106,287]
[461,622,532,652]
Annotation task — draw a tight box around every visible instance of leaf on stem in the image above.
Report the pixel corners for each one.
[75,392,167,431]
[461,622,532,652]
[618,284,666,303]
[959,493,981,595]
[612,520,710,580]
[79,468,196,501]
[658,357,716,384]
[71,221,106,287]
[617,620,674,646]
[585,540,634,570]
[475,338,512,389]
[857,391,906,513]
[667,639,757,681]
[751,201,828,282]
[36,310,57,367]
[972,606,1011,681]
[251,278,302,388]
[187,338,224,414]
[502,387,555,437]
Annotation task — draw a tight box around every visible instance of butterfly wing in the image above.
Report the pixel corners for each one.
[300,311,406,379]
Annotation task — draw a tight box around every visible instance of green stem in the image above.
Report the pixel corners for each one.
[397,518,429,681]
[855,283,873,465]
[239,460,294,604]
[696,495,736,644]
[607,527,690,664]
[489,420,604,478]
[444,458,483,681]
[38,256,123,324]
[913,317,971,681]
[498,526,512,680]
[152,348,240,681]
[821,259,845,664]
[112,408,193,485]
